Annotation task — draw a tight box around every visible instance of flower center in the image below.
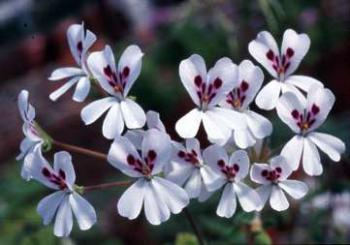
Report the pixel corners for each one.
[193,75,222,110]
[103,65,130,95]
[226,80,249,110]
[42,167,68,190]
[178,149,201,167]
[217,159,240,182]
[261,167,282,182]
[291,104,320,134]
[127,150,157,177]
[266,47,294,81]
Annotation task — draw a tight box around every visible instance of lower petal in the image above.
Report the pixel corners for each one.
[245,111,272,139]
[255,81,281,110]
[285,75,323,92]
[102,103,124,139]
[120,98,146,129]
[81,97,116,125]
[234,182,261,212]
[255,184,271,211]
[175,108,202,139]
[269,185,289,211]
[216,183,237,218]
[200,165,222,192]
[72,77,90,102]
[302,138,323,176]
[202,111,231,145]
[184,169,202,198]
[278,180,308,199]
[37,191,65,225]
[49,77,79,101]
[53,196,73,237]
[281,135,304,171]
[234,129,256,149]
[308,132,345,162]
[69,193,97,230]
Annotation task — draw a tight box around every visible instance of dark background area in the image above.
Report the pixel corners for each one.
[0,0,349,244]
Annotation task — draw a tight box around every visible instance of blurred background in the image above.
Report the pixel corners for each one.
[0,0,350,244]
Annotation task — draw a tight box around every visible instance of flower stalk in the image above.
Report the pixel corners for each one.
[183,207,207,245]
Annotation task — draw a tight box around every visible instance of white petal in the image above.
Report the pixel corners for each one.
[269,185,289,211]
[255,184,272,211]
[234,182,260,212]
[53,151,76,187]
[21,151,34,180]
[255,80,281,110]
[278,180,308,199]
[120,98,146,129]
[69,193,97,230]
[245,111,272,139]
[185,169,202,198]
[49,67,84,80]
[72,77,90,102]
[87,45,118,95]
[118,45,144,96]
[198,185,213,202]
[153,177,189,214]
[306,85,335,131]
[166,161,194,186]
[200,165,221,192]
[302,137,323,176]
[124,129,145,150]
[175,109,202,139]
[117,179,146,220]
[250,163,271,184]
[248,31,279,78]
[233,128,256,149]
[237,60,264,108]
[102,103,124,139]
[202,144,228,173]
[54,196,73,237]
[229,150,250,181]
[146,110,166,132]
[67,24,84,65]
[210,107,247,130]
[179,54,207,106]
[81,97,116,125]
[281,135,304,170]
[144,180,170,225]
[207,57,238,107]
[269,155,293,180]
[107,136,143,177]
[281,29,310,77]
[202,111,231,145]
[276,91,305,133]
[308,132,346,162]
[37,191,65,225]
[18,90,35,122]
[142,129,172,175]
[216,183,237,218]
[49,77,80,101]
[285,75,323,92]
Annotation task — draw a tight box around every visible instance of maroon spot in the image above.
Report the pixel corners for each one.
[309,118,316,127]
[266,50,274,60]
[127,155,135,165]
[59,169,66,179]
[240,81,249,92]
[191,150,198,156]
[285,62,290,71]
[148,150,157,161]
[311,104,320,115]
[261,170,268,177]
[122,66,130,77]
[217,160,225,167]
[233,164,239,172]
[42,168,51,177]
[291,110,299,119]
[194,75,202,87]
[276,167,282,173]
[104,66,112,77]
[213,78,222,89]
[77,41,83,52]
[281,55,286,66]
[178,151,185,158]
[286,48,294,58]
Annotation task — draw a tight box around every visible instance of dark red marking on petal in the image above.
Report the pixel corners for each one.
[266,50,274,60]
[77,41,83,52]
[240,81,249,92]
[59,169,66,180]
[217,160,225,167]
[213,78,222,89]
[275,167,282,173]
[42,167,51,178]
[148,150,157,161]
[291,110,299,119]
[178,151,185,158]
[261,170,268,177]
[194,75,202,87]
[233,164,239,172]
[286,48,294,58]
[122,66,130,77]
[311,104,320,115]
[127,155,135,165]
[104,66,112,77]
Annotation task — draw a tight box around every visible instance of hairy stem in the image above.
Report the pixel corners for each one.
[52,140,107,161]
[183,207,207,245]
[83,180,131,192]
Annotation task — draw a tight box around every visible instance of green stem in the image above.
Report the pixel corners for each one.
[183,207,207,245]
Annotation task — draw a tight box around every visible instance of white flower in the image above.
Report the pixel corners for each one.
[81,45,146,139]
[28,151,97,237]
[220,60,272,148]
[108,129,189,225]
[166,138,221,202]
[175,54,247,145]
[277,85,346,176]
[250,155,308,211]
[248,29,322,110]
[203,145,261,218]
[17,90,44,180]
[49,23,97,102]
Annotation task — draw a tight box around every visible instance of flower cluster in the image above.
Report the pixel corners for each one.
[17,24,345,238]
